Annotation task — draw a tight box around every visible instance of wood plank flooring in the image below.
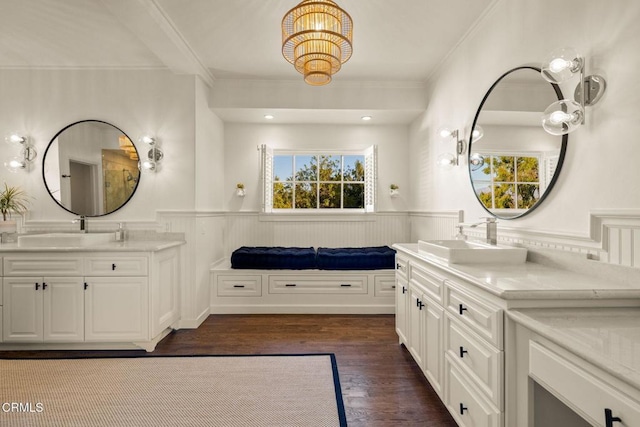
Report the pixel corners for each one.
[0,314,458,427]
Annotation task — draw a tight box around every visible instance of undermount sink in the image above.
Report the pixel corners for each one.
[17,232,114,247]
[418,239,527,264]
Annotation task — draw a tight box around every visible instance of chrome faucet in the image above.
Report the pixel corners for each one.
[458,217,497,245]
[73,216,88,233]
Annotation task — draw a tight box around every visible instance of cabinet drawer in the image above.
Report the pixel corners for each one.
[269,275,367,294]
[445,283,503,349]
[396,255,408,279]
[4,257,83,276]
[374,275,396,297]
[85,257,148,276]
[410,262,444,304]
[445,314,503,409]
[529,340,640,427]
[217,275,262,297]
[445,356,502,427]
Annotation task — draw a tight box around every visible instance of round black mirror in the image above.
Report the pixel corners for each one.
[42,120,141,216]
[469,66,567,219]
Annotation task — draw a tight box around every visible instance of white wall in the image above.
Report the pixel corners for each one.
[0,68,197,222]
[223,122,411,213]
[410,0,640,238]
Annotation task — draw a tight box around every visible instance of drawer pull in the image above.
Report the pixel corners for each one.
[35,282,40,290]
[233,285,245,288]
[396,263,403,270]
[340,284,352,287]
[605,408,622,427]
[285,284,297,287]
[112,263,117,270]
[458,304,468,315]
[459,346,468,358]
[84,282,88,290]
[459,403,468,415]
[42,282,47,290]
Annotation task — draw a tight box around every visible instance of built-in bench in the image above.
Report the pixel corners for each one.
[210,246,397,314]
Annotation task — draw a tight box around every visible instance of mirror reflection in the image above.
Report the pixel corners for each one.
[43,120,140,216]
[469,66,567,219]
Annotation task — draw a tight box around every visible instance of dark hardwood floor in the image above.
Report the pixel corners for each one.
[1,314,458,427]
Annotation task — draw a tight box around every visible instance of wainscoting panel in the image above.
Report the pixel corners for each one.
[224,212,410,256]
[409,211,464,242]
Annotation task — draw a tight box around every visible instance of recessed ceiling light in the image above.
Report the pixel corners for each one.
[361,116,372,121]
[264,114,274,120]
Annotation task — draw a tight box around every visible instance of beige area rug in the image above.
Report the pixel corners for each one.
[0,354,347,427]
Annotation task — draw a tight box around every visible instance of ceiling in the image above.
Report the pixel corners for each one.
[0,0,496,123]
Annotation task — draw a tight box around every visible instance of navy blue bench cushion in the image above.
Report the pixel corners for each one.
[316,246,396,270]
[231,246,317,270]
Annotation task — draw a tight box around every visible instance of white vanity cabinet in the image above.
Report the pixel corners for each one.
[395,248,504,427]
[0,244,181,351]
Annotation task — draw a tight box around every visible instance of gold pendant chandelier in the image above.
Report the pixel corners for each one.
[282,0,353,86]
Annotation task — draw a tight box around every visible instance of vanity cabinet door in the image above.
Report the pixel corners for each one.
[423,297,444,398]
[84,277,149,342]
[396,275,410,345]
[2,277,43,342]
[408,284,425,368]
[43,277,84,342]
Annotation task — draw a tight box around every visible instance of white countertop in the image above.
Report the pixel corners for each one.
[393,243,640,300]
[508,307,640,391]
[0,239,185,253]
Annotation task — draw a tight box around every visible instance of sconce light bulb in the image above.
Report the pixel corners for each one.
[471,125,484,141]
[549,110,574,125]
[7,134,26,144]
[548,57,571,73]
[139,136,155,145]
[4,157,25,172]
[140,159,156,171]
[439,128,453,138]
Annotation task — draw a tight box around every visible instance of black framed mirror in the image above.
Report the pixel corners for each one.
[42,120,141,216]
[469,66,567,219]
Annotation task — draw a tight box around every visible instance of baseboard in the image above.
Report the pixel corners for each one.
[209,304,395,315]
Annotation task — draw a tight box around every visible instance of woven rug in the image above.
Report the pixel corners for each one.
[0,354,347,427]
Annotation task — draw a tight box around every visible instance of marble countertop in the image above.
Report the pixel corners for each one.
[393,243,640,300]
[508,307,640,391]
[0,239,185,253]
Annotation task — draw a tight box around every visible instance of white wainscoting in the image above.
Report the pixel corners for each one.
[224,212,411,256]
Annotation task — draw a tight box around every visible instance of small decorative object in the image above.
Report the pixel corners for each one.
[0,183,31,237]
[389,184,399,198]
[236,183,246,197]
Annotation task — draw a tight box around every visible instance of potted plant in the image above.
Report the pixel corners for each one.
[0,183,30,234]
[236,183,246,197]
[389,184,399,197]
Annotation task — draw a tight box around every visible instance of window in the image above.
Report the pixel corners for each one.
[261,145,376,213]
[471,153,541,211]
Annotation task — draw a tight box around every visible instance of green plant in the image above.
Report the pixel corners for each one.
[0,183,30,221]
[236,183,245,189]
[390,184,399,190]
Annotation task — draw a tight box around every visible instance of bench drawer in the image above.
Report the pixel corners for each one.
[269,275,367,294]
[217,275,262,297]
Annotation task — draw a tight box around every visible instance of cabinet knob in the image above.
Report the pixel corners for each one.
[459,346,468,358]
[112,263,117,270]
[84,282,88,290]
[459,304,468,315]
[35,282,40,290]
[605,408,622,426]
[42,282,47,290]
[459,403,468,415]
[396,263,402,270]
[402,286,407,294]
[418,301,425,310]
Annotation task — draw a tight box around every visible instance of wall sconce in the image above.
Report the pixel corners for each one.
[4,133,37,173]
[236,183,246,197]
[437,127,466,169]
[469,153,485,171]
[138,136,163,172]
[540,47,607,135]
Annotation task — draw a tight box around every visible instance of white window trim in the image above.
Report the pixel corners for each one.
[260,145,377,215]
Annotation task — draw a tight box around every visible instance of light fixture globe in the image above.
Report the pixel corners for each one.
[541,47,583,84]
[282,0,353,86]
[542,99,584,135]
